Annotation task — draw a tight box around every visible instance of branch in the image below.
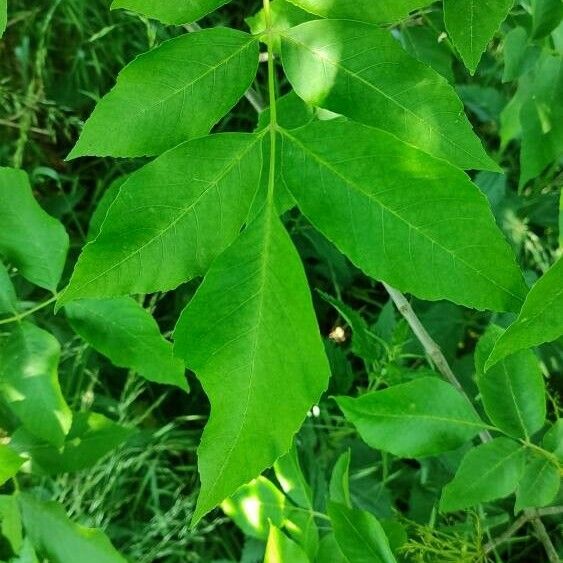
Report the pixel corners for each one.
[383,283,559,563]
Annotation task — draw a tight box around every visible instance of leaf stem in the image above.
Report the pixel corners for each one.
[263,0,277,204]
[0,294,58,326]
[383,283,559,562]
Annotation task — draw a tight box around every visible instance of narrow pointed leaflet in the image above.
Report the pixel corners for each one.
[281,119,527,312]
[68,28,259,158]
[60,133,263,305]
[281,19,498,171]
[174,204,329,523]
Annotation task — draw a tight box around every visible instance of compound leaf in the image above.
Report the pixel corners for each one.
[111,0,230,24]
[18,494,126,563]
[476,325,546,439]
[336,377,487,458]
[65,297,187,391]
[281,19,497,170]
[0,323,71,448]
[444,0,513,74]
[68,28,258,158]
[328,502,397,563]
[174,204,329,524]
[60,133,262,304]
[281,120,527,312]
[486,257,563,369]
[10,412,134,475]
[287,0,432,24]
[440,438,526,512]
[0,168,68,292]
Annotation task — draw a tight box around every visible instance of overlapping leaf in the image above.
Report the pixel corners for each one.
[440,438,526,512]
[0,323,71,447]
[336,378,487,458]
[0,168,68,292]
[111,0,230,24]
[174,204,329,523]
[444,0,513,74]
[486,257,563,369]
[476,325,546,439]
[281,119,527,312]
[0,446,24,486]
[281,19,497,170]
[65,297,187,390]
[0,261,17,315]
[265,525,309,563]
[515,452,560,511]
[60,133,263,304]
[68,28,259,158]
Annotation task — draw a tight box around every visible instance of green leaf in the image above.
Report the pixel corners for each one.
[0,445,24,486]
[444,0,513,74]
[274,444,313,509]
[0,323,72,448]
[281,120,526,312]
[543,420,563,462]
[60,133,263,304]
[0,0,6,37]
[329,450,352,507]
[174,205,329,523]
[280,20,498,171]
[440,438,526,512]
[336,377,487,458]
[519,53,563,187]
[111,0,230,24]
[515,452,560,511]
[476,325,545,439]
[86,176,127,243]
[0,168,68,292]
[265,524,309,563]
[328,502,397,563]
[222,477,286,540]
[65,298,187,391]
[486,257,563,369]
[0,495,22,554]
[531,0,563,39]
[18,494,126,563]
[284,506,319,560]
[0,260,17,315]
[9,412,134,475]
[68,28,258,158]
[287,0,432,24]
[316,533,347,563]
[502,27,539,83]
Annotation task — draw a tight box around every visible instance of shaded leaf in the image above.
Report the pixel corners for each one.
[0,260,17,315]
[68,28,258,158]
[0,445,24,486]
[328,502,397,563]
[0,0,5,37]
[61,133,263,304]
[281,19,497,170]
[10,412,134,475]
[174,204,329,523]
[0,495,22,553]
[329,450,352,507]
[531,0,563,39]
[18,494,126,563]
[336,377,487,458]
[274,444,313,509]
[281,119,526,312]
[111,0,230,24]
[0,168,68,292]
[486,257,563,369]
[0,323,71,448]
[440,438,526,512]
[65,298,187,391]
[543,420,563,462]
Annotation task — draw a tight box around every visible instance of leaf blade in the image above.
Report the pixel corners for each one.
[111,0,230,24]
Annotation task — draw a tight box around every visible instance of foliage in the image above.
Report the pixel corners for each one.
[0,0,561,561]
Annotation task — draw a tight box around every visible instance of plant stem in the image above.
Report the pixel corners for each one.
[0,294,58,325]
[263,0,277,204]
[383,283,559,562]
